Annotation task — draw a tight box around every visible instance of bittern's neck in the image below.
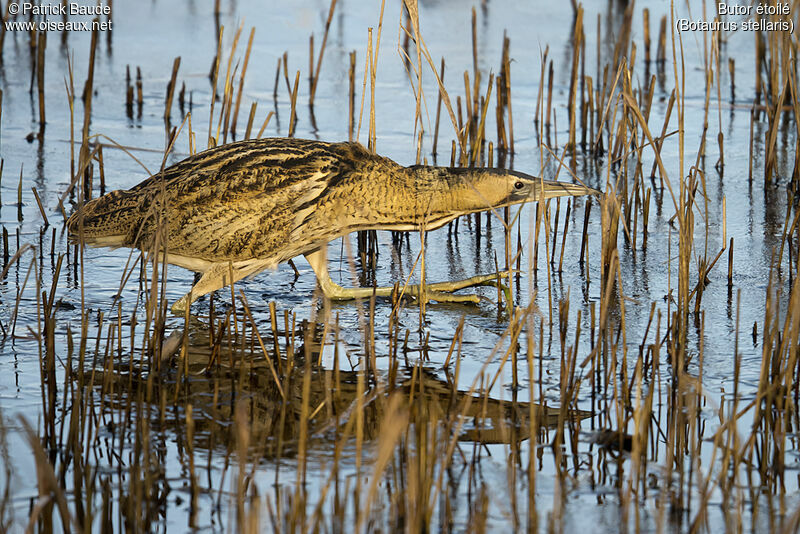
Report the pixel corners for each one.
[397,166,473,229]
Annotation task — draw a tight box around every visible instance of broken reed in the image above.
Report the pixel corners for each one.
[203,25,268,147]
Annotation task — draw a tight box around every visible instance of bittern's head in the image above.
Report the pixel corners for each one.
[411,166,599,215]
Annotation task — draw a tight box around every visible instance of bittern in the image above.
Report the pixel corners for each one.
[67,138,597,313]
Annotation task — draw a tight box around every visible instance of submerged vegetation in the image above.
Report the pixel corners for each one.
[0,0,799,532]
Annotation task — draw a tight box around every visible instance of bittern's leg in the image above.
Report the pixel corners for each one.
[171,260,271,314]
[303,248,506,304]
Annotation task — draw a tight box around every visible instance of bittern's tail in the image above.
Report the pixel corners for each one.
[67,190,140,248]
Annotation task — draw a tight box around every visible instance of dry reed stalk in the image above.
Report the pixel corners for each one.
[0,2,9,54]
[495,76,507,153]
[600,192,620,296]
[217,24,243,143]
[234,400,249,531]
[402,0,467,158]
[244,101,257,140]
[272,58,281,101]
[533,46,549,125]
[2,227,7,267]
[31,187,48,227]
[207,25,225,147]
[503,38,514,154]
[16,166,22,221]
[545,60,554,129]
[256,110,274,139]
[713,32,725,172]
[557,200,571,272]
[463,72,474,149]
[21,417,76,532]
[358,394,408,529]
[96,145,105,194]
[78,25,98,205]
[643,8,651,63]
[36,30,46,137]
[288,70,300,137]
[471,6,477,81]
[231,27,255,137]
[469,73,493,166]
[367,1,386,151]
[240,298,284,399]
[728,237,734,287]
[135,66,143,116]
[355,30,372,145]
[349,51,356,141]
[456,95,463,144]
[309,0,338,108]
[309,33,314,93]
[656,15,667,63]
[550,198,560,266]
[648,89,675,183]
[163,56,181,123]
[763,54,791,182]
[567,7,583,154]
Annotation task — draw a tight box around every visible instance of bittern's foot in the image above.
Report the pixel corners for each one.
[304,250,510,305]
[170,259,274,315]
[171,295,191,315]
[318,272,508,304]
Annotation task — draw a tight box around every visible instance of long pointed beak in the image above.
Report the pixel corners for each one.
[538,179,600,200]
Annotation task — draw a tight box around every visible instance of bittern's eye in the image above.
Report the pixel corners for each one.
[514,181,524,190]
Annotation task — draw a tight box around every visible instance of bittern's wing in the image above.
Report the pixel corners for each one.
[68,137,402,267]
[164,152,358,262]
[69,139,356,265]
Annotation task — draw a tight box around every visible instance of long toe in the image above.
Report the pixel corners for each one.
[421,290,482,304]
[171,295,190,315]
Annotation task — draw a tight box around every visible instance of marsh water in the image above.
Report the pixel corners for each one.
[0,0,798,532]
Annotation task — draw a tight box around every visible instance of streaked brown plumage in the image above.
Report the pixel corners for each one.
[68,137,598,312]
